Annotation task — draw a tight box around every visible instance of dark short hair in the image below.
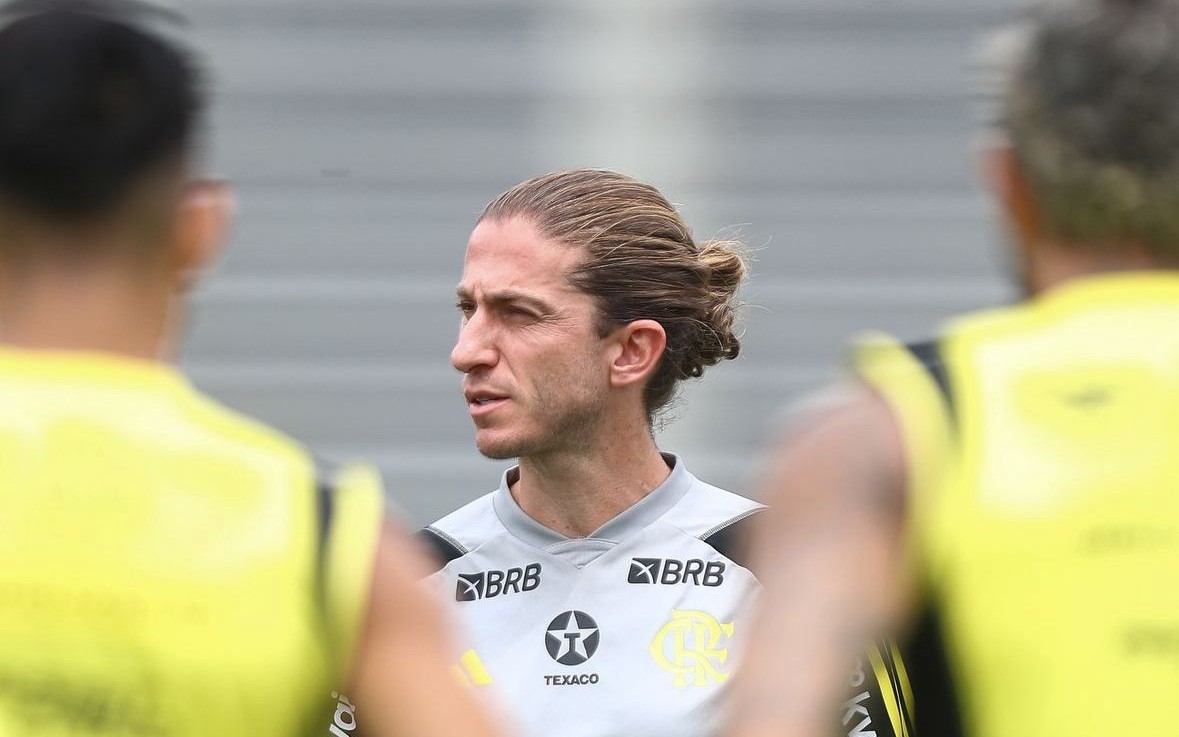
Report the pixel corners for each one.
[996,0,1179,254]
[0,0,201,220]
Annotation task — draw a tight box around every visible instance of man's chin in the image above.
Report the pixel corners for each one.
[476,445,520,461]
[474,433,527,461]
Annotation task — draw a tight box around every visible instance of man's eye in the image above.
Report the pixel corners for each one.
[456,301,475,316]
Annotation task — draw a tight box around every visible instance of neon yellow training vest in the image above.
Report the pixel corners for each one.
[0,349,382,737]
[855,272,1179,737]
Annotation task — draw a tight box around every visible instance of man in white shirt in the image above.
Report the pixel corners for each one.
[419,169,910,737]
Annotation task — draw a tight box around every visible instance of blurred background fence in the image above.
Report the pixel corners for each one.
[180,0,1019,524]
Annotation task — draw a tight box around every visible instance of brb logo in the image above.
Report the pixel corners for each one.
[628,557,725,586]
[455,563,541,601]
[650,610,734,687]
[545,610,600,666]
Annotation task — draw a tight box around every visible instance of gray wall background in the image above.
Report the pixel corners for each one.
[178,0,1019,525]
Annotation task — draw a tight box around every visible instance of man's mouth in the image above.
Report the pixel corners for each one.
[465,390,510,415]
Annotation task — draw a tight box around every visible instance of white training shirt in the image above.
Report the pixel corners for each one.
[420,454,762,737]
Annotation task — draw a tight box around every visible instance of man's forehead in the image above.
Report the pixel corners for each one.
[459,218,583,293]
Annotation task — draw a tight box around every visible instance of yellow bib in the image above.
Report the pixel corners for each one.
[856,272,1179,737]
[0,349,382,737]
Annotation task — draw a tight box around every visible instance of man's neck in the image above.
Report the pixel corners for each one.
[0,264,172,361]
[1028,239,1179,295]
[511,424,671,539]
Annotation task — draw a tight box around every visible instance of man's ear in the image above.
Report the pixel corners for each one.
[608,319,667,389]
[171,179,234,292]
[982,141,1041,247]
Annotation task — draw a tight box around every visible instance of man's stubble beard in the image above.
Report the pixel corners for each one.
[475,376,608,462]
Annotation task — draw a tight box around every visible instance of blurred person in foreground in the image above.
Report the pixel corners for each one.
[340,169,907,737]
[727,1,1179,736]
[0,3,504,736]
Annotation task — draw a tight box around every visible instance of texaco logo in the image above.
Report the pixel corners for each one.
[545,610,601,666]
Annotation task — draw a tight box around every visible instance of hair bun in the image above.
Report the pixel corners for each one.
[698,239,747,298]
[684,238,747,372]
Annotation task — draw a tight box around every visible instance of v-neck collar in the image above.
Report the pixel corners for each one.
[491,452,693,552]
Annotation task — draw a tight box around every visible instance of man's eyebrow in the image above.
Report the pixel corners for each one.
[489,290,550,308]
[457,288,554,312]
